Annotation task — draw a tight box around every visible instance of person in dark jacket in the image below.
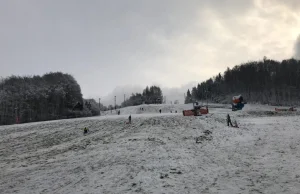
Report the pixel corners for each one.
[83,127,89,134]
[128,115,131,124]
[239,95,243,102]
[227,114,233,127]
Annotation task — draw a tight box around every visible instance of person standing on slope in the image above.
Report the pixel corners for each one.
[83,127,89,134]
[128,115,131,124]
[227,114,233,127]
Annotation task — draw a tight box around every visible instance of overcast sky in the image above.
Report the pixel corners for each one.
[1,0,300,101]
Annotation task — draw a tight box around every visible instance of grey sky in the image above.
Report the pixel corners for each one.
[1,0,300,102]
[295,35,300,60]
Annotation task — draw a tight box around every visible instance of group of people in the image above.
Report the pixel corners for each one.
[158,109,178,113]
[82,113,238,135]
[82,102,240,136]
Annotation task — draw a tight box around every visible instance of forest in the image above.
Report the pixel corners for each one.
[2,57,299,125]
[121,86,163,107]
[185,57,300,106]
[0,72,102,125]
[0,71,163,125]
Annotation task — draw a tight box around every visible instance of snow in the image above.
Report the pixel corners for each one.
[1,104,300,193]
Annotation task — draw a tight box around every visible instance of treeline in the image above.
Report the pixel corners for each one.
[122,86,163,107]
[0,72,102,125]
[185,57,300,106]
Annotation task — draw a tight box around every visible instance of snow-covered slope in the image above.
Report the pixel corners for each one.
[102,103,230,115]
[1,104,300,193]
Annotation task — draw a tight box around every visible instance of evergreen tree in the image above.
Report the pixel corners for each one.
[185,58,300,106]
[0,72,101,125]
[185,89,193,104]
[122,85,163,107]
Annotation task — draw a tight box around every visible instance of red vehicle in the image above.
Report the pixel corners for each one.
[183,102,208,116]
